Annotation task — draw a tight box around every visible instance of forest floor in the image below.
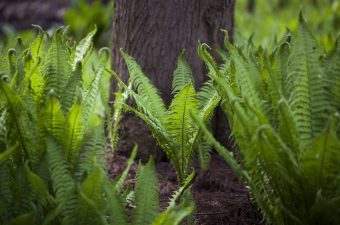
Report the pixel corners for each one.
[109,152,264,225]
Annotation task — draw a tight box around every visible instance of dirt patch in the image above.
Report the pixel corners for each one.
[109,151,264,225]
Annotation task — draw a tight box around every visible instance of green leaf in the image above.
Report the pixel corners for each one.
[24,162,54,207]
[172,49,194,94]
[114,145,138,192]
[61,61,83,114]
[9,213,34,225]
[0,144,17,164]
[120,49,166,120]
[71,26,96,70]
[287,15,332,142]
[165,83,200,182]
[324,36,340,113]
[78,163,107,225]
[132,159,160,225]
[43,27,72,98]
[65,103,85,163]
[41,95,65,142]
[82,48,109,122]
[47,136,77,225]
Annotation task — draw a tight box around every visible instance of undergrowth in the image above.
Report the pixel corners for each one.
[195,14,340,225]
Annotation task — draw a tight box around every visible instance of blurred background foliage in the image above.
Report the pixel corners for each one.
[235,0,340,50]
[0,0,113,48]
[1,0,339,50]
[64,0,113,47]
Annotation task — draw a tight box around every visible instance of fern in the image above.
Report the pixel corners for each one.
[65,103,85,163]
[82,48,109,122]
[60,62,83,114]
[197,15,340,225]
[287,14,332,143]
[120,49,167,120]
[172,49,194,94]
[0,25,194,225]
[324,36,340,114]
[132,159,160,225]
[0,27,128,225]
[71,26,96,70]
[166,83,200,181]
[43,28,72,99]
[115,50,219,183]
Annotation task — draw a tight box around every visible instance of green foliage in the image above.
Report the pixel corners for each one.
[63,0,113,46]
[0,25,36,51]
[0,25,110,225]
[236,0,340,49]
[130,159,195,225]
[110,49,220,183]
[196,15,340,225]
[0,27,194,225]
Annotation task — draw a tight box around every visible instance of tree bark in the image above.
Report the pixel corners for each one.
[111,0,235,160]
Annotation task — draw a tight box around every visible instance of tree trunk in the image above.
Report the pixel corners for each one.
[111,0,235,160]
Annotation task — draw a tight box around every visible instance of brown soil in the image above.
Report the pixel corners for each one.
[109,151,264,225]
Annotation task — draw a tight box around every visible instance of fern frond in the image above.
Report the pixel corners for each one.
[46,136,78,225]
[0,144,17,164]
[10,166,33,220]
[41,94,65,143]
[270,41,290,99]
[287,15,332,142]
[78,162,107,225]
[132,159,160,225]
[151,205,193,225]
[71,26,96,70]
[74,123,106,181]
[191,112,250,183]
[197,43,221,78]
[189,81,220,171]
[8,49,17,77]
[226,38,266,113]
[0,79,39,165]
[82,48,109,122]
[30,25,45,59]
[0,110,8,148]
[172,49,194,94]
[120,49,166,119]
[197,80,221,120]
[105,183,128,225]
[122,103,175,165]
[65,103,85,163]
[277,99,300,152]
[324,36,340,113]
[61,61,83,114]
[196,138,212,170]
[43,27,72,98]
[29,60,45,104]
[114,145,137,192]
[106,69,132,154]
[300,114,340,199]
[167,171,195,209]
[0,163,13,223]
[24,162,54,208]
[165,83,200,182]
